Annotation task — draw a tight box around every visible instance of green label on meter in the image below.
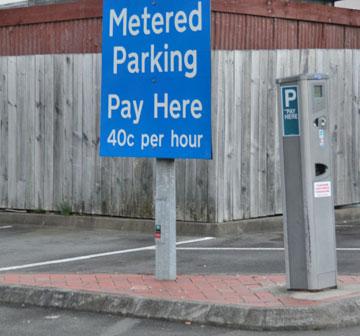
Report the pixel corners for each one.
[281,86,300,137]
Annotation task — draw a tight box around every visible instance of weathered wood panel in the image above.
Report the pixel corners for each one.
[0,57,8,207]
[0,51,359,223]
[214,49,360,221]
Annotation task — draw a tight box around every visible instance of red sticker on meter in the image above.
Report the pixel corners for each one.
[314,181,332,198]
[154,225,161,240]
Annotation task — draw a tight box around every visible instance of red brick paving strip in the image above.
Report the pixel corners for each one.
[0,273,360,308]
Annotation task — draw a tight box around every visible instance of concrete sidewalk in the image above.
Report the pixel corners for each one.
[1,273,360,331]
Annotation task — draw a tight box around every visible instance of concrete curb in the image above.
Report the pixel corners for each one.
[0,206,359,236]
[1,284,360,330]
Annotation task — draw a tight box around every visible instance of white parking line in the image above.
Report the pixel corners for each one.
[0,237,214,272]
[177,247,360,251]
[176,237,214,245]
[338,248,360,251]
[178,247,284,251]
[3,237,359,273]
[0,226,13,230]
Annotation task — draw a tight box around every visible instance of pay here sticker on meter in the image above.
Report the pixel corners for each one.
[281,86,300,137]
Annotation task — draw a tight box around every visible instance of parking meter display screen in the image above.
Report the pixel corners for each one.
[314,85,323,98]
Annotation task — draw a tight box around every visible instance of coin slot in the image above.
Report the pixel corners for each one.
[314,117,326,128]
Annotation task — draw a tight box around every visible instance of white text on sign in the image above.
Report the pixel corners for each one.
[110,2,202,78]
[108,93,203,124]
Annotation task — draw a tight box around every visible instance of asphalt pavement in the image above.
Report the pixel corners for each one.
[0,223,358,275]
[0,222,360,333]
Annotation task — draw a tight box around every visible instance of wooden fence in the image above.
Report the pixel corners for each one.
[0,50,359,222]
[214,49,360,222]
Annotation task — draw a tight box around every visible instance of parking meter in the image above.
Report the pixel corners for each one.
[277,74,337,291]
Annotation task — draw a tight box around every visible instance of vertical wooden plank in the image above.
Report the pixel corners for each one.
[133,158,154,218]
[98,52,114,216]
[63,54,74,208]
[93,53,102,215]
[25,56,36,210]
[175,159,186,221]
[275,50,290,215]
[232,51,244,220]
[7,57,17,208]
[249,50,260,218]
[315,49,325,72]
[0,57,8,207]
[119,158,134,218]
[15,56,26,209]
[184,159,196,221]
[206,50,219,223]
[147,158,156,219]
[307,49,316,74]
[223,50,235,221]
[34,55,46,210]
[82,53,96,214]
[299,49,314,75]
[343,50,354,204]
[276,49,287,79]
[100,155,112,215]
[43,55,54,211]
[266,50,278,215]
[72,54,84,213]
[257,50,269,216]
[273,50,282,215]
[332,50,346,205]
[290,49,301,75]
[108,156,118,217]
[52,54,65,210]
[272,50,281,215]
[195,160,209,222]
[133,159,146,218]
[105,157,116,216]
[127,159,136,218]
[214,51,225,223]
[327,49,339,205]
[352,50,360,203]
[240,50,252,219]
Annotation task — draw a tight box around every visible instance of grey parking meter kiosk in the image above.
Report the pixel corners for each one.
[277,74,337,291]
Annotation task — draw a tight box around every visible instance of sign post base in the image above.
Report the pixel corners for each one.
[155,159,176,280]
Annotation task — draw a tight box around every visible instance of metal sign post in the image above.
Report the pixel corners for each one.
[100,0,212,280]
[155,159,176,280]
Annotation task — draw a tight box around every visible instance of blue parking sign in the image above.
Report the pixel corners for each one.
[100,0,212,159]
